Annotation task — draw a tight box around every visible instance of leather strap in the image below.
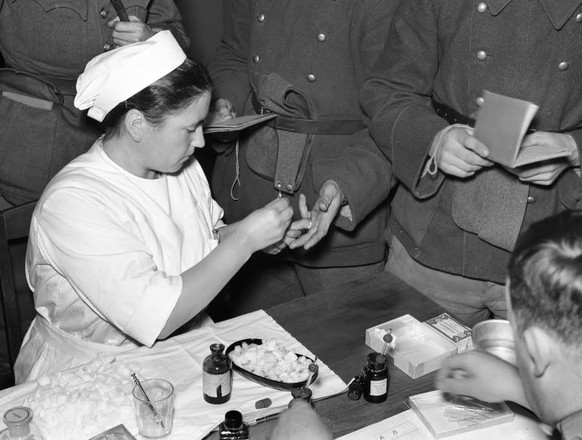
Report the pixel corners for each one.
[273,116,363,135]
[432,100,476,126]
[252,93,364,135]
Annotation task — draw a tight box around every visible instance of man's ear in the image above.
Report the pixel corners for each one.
[124,109,146,142]
[522,326,555,378]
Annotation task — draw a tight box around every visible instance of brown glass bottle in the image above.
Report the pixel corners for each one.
[203,343,232,404]
[363,353,389,403]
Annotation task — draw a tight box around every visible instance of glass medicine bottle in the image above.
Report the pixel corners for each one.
[218,410,249,440]
[203,343,232,404]
[363,353,389,403]
[0,407,45,440]
[289,386,314,408]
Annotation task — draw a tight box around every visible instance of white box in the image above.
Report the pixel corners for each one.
[365,313,472,379]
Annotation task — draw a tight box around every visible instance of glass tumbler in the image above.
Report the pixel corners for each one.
[132,378,175,438]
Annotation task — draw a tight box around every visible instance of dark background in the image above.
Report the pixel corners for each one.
[173,0,225,174]
[175,0,224,65]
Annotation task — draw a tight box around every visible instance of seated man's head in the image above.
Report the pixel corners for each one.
[508,210,582,424]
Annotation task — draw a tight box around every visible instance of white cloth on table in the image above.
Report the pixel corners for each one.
[15,139,223,383]
[0,310,348,440]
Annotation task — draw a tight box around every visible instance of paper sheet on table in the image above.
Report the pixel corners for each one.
[337,409,549,440]
[0,310,346,440]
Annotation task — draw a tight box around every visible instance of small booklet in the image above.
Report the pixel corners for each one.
[408,390,514,438]
[203,113,277,133]
[88,424,137,440]
[473,90,569,168]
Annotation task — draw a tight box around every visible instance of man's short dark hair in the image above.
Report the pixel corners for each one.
[508,211,582,347]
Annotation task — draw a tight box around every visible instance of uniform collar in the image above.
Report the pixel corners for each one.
[486,0,582,30]
[557,408,582,440]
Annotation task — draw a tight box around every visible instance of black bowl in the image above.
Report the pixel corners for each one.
[225,338,318,391]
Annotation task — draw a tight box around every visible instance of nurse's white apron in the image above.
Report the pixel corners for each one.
[14,316,136,384]
[14,312,213,384]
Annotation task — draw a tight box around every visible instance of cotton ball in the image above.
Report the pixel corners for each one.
[37,375,51,387]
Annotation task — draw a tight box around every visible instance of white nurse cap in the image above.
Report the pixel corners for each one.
[74,30,187,122]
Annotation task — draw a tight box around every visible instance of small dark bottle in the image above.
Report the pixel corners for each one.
[363,353,389,403]
[203,343,232,404]
[347,374,365,401]
[289,386,314,408]
[218,410,249,440]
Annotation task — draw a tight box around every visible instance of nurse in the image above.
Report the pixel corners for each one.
[14,31,296,384]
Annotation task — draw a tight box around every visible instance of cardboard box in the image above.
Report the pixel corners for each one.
[365,313,472,379]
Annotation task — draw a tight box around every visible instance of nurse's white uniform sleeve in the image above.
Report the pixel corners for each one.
[35,189,182,347]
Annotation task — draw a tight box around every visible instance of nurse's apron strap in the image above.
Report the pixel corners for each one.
[34,316,136,362]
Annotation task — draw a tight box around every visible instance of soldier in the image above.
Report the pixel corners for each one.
[207,0,398,317]
[362,0,582,326]
[0,0,190,208]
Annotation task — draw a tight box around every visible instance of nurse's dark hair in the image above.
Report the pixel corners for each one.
[102,58,212,132]
[508,210,582,347]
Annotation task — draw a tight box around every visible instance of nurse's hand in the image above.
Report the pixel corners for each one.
[435,351,528,408]
[435,126,493,178]
[237,197,294,253]
[108,16,156,45]
[263,216,311,255]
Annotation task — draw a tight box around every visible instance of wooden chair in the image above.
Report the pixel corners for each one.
[0,200,37,387]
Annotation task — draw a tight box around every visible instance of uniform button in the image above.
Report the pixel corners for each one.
[103,43,112,51]
[476,96,485,106]
[100,8,109,18]
[477,2,487,12]
[317,33,326,42]
[576,13,582,23]
[558,61,569,71]
[527,196,536,204]
[477,50,487,61]
[253,55,261,63]
[257,13,265,22]
[306,74,316,82]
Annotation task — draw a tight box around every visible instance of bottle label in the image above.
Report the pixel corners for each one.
[203,371,231,398]
[369,378,387,396]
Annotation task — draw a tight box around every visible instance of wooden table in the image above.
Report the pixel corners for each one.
[210,270,448,439]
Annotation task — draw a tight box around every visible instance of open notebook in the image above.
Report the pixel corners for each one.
[473,90,570,168]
